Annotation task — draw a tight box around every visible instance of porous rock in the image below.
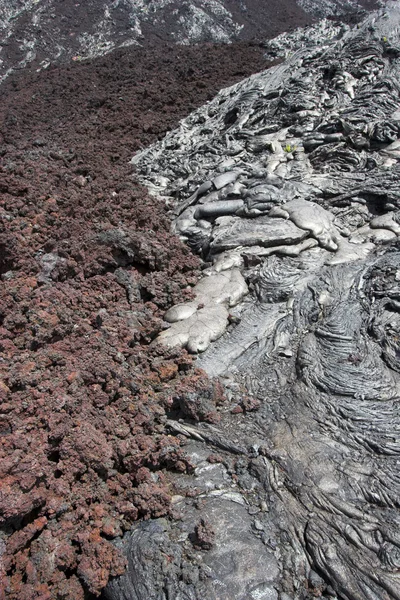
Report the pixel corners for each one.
[0,35,271,600]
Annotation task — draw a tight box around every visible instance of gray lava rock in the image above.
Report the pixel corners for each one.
[110,4,400,600]
[104,442,280,600]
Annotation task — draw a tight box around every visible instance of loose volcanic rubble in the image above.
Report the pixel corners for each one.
[111,4,400,600]
[0,41,271,600]
[0,0,313,85]
[0,0,381,87]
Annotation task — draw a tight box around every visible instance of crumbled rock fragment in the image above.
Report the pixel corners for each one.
[192,518,215,550]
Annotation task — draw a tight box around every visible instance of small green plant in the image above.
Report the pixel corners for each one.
[382,36,388,43]
[284,143,297,153]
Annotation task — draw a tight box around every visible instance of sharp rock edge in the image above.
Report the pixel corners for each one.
[106,4,400,600]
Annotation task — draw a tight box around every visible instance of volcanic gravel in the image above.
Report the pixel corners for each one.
[0,42,270,599]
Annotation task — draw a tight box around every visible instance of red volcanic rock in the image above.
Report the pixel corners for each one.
[207,454,224,464]
[77,530,127,596]
[241,396,261,413]
[192,518,215,551]
[173,370,226,423]
[0,39,269,599]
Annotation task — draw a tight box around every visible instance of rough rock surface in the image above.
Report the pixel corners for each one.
[0,0,309,84]
[0,40,271,600]
[0,0,381,85]
[119,3,400,599]
[299,0,381,19]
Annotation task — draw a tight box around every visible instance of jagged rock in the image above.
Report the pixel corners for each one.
[0,31,273,600]
[0,0,377,84]
[0,0,312,85]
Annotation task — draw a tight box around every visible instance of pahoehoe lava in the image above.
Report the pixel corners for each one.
[105,3,400,600]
